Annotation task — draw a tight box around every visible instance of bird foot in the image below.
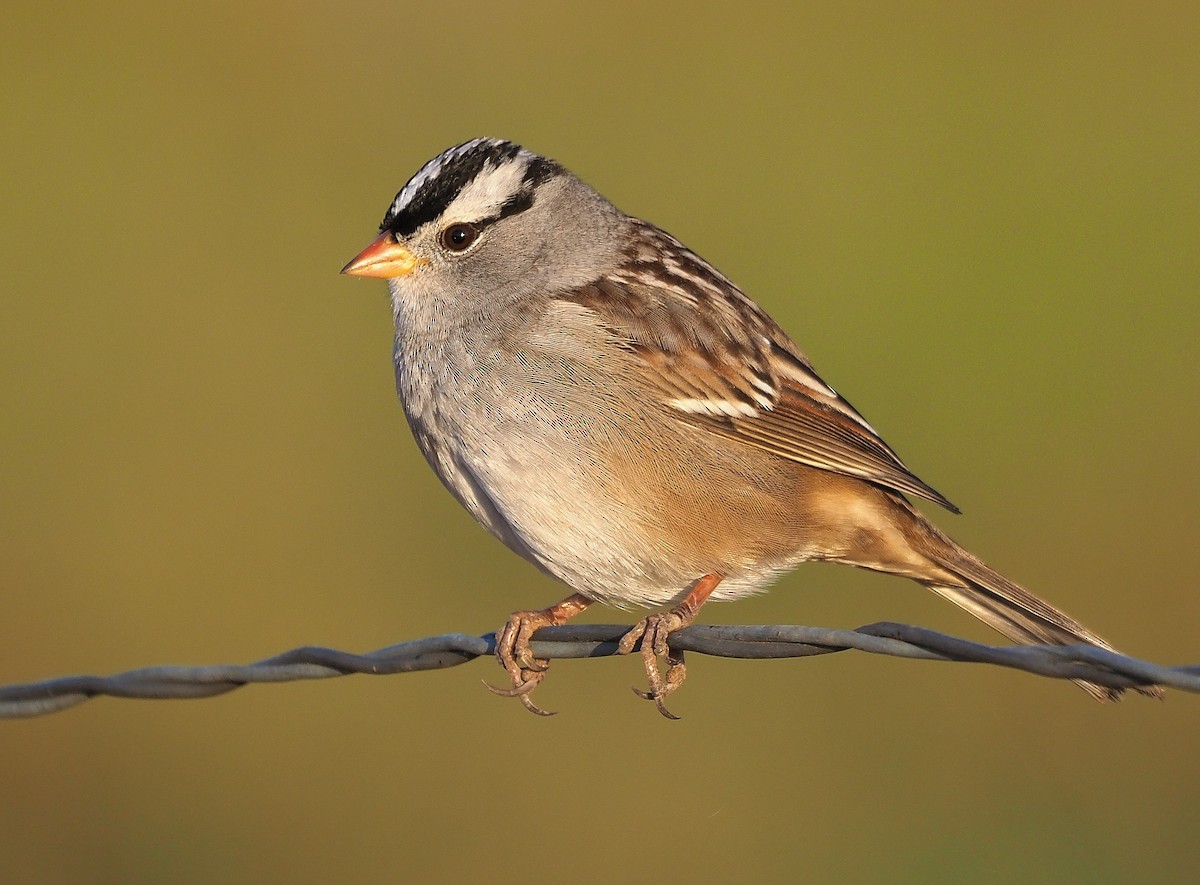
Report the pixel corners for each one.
[487,593,592,717]
[489,609,559,716]
[618,610,692,720]
[617,574,722,719]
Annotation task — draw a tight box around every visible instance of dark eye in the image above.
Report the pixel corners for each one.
[440,222,479,252]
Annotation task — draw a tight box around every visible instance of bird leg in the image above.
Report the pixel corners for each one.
[488,593,592,716]
[618,573,722,719]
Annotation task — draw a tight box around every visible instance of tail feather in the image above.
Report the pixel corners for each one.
[923,582,1126,702]
[901,507,1161,701]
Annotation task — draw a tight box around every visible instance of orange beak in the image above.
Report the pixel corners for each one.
[341,232,427,278]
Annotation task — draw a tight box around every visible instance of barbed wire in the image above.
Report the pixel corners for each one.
[2,622,1195,719]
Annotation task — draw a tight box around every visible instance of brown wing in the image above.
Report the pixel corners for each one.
[558,220,959,513]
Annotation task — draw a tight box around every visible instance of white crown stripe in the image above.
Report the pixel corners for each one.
[441,156,531,224]
[388,137,504,218]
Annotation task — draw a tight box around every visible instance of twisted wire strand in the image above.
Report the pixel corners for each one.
[2,622,1195,718]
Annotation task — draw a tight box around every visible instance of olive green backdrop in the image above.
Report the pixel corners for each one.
[2,3,1197,883]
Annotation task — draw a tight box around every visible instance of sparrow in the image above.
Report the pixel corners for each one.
[343,138,1160,717]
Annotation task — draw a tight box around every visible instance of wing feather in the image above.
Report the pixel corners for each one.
[556,220,959,513]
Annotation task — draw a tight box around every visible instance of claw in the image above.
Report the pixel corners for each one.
[629,684,681,720]
[651,694,681,721]
[484,679,556,715]
[517,693,556,717]
[483,674,541,698]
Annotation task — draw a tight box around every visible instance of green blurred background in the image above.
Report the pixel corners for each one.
[2,2,1198,882]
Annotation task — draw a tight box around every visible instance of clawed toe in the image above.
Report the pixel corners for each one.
[484,674,554,716]
[630,664,685,720]
[484,672,541,698]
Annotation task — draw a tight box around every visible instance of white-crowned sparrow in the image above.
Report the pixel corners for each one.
[343,137,1159,717]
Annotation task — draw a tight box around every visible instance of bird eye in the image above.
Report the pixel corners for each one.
[440,222,479,252]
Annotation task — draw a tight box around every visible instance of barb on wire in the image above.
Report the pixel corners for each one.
[2,622,1195,719]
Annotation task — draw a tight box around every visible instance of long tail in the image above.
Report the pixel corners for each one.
[896,502,1162,701]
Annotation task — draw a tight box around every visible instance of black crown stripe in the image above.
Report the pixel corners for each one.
[381,140,561,237]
